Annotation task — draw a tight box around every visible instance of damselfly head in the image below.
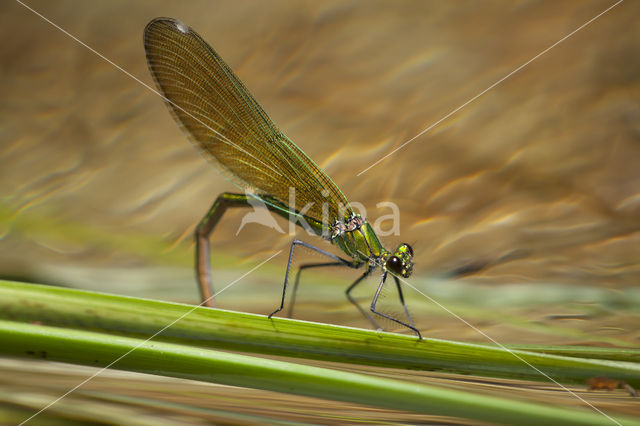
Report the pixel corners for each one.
[385,243,414,278]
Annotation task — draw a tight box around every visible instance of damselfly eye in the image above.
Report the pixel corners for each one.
[386,256,403,275]
[402,243,414,256]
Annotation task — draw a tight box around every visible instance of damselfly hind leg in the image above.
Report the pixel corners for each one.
[196,192,292,307]
[371,272,422,339]
[196,193,253,307]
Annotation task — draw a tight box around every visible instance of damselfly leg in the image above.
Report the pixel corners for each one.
[371,271,422,339]
[196,192,293,306]
[288,260,381,329]
[276,240,418,336]
[269,239,359,318]
[288,262,347,317]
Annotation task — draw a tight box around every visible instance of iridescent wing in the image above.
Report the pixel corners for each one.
[143,18,351,225]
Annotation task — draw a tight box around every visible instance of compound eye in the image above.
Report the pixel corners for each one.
[386,256,403,275]
[402,243,414,256]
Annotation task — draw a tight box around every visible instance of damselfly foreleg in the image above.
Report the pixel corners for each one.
[370,271,422,339]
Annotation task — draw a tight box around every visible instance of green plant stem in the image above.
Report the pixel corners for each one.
[1,280,638,388]
[2,320,637,426]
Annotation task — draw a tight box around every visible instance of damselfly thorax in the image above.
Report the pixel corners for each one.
[331,213,414,276]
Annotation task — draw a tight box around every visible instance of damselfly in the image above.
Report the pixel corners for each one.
[144,17,420,337]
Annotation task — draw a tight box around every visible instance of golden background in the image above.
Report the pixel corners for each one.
[1,0,638,339]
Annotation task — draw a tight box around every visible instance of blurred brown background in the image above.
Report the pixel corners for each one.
[1,1,638,343]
